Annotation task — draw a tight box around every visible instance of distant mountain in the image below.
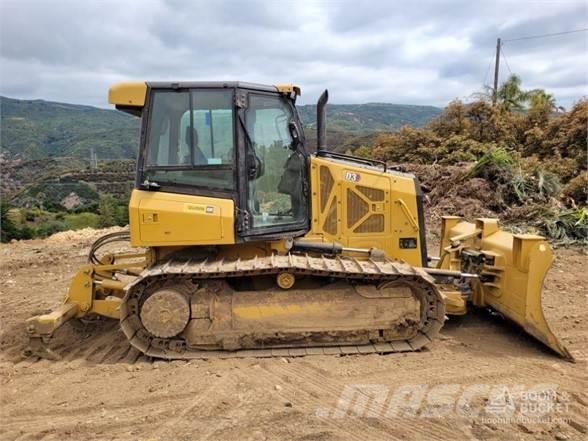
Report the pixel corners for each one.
[0,96,140,160]
[1,96,441,160]
[297,103,442,133]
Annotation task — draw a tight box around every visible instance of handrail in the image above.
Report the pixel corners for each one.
[315,150,388,172]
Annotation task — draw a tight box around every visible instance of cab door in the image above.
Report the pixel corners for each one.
[238,91,309,238]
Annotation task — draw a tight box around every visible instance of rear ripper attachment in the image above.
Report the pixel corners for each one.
[24,232,149,360]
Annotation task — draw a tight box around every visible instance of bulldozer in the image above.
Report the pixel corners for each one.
[25,81,572,361]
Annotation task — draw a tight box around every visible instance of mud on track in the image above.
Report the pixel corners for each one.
[0,230,586,441]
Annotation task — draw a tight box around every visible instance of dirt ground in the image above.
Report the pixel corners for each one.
[0,229,586,441]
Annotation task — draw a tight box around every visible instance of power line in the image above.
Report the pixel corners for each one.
[482,56,493,87]
[488,27,587,104]
[500,45,514,76]
[503,28,588,43]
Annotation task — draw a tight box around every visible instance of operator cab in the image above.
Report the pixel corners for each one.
[111,81,309,240]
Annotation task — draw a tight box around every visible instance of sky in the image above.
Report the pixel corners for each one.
[0,0,586,109]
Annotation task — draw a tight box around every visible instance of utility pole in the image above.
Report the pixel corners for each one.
[492,37,501,105]
[90,147,97,171]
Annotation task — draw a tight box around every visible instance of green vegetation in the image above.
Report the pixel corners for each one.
[505,205,588,246]
[543,208,588,245]
[0,193,129,242]
[467,148,561,205]
[14,182,99,211]
[63,212,100,230]
[297,103,440,154]
[1,157,136,242]
[361,75,587,244]
[1,96,140,160]
[1,200,24,241]
[98,194,129,228]
[373,75,587,177]
[468,147,514,180]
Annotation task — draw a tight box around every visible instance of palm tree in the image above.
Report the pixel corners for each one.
[496,74,528,111]
[527,89,557,115]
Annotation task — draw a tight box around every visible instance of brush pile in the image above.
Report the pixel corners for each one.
[405,147,587,246]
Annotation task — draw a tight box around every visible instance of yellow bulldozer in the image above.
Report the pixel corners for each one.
[25,81,572,361]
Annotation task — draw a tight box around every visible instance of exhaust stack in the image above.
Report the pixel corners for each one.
[316,89,328,152]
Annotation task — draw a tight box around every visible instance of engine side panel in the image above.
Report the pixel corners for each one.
[306,156,425,266]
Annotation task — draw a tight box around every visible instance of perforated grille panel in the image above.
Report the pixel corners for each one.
[354,214,385,233]
[357,186,385,202]
[323,196,338,235]
[317,164,387,237]
[347,189,369,228]
[319,166,334,213]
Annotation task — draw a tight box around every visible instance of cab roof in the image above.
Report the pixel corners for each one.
[108,81,300,112]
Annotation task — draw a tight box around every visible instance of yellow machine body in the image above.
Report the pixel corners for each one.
[108,81,147,108]
[128,190,235,247]
[305,156,425,266]
[24,80,572,361]
[128,156,425,266]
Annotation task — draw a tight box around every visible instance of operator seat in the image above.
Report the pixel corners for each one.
[278,151,304,218]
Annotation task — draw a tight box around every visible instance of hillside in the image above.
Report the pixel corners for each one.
[0,96,440,160]
[0,96,140,160]
[297,102,441,133]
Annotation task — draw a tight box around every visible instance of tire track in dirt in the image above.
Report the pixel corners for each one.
[1,372,226,440]
[268,358,466,441]
[4,388,204,424]
[3,320,136,366]
[287,356,588,441]
[150,373,234,440]
[79,326,127,364]
[257,359,397,441]
[1,236,586,441]
[202,365,350,441]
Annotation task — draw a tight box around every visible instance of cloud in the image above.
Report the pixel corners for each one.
[0,0,586,108]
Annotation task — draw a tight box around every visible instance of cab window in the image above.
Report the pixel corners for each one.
[144,89,234,191]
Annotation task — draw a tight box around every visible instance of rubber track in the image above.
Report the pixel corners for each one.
[119,254,446,360]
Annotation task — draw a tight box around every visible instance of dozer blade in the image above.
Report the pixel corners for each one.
[438,217,573,361]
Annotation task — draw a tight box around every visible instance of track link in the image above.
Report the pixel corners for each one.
[120,253,446,359]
